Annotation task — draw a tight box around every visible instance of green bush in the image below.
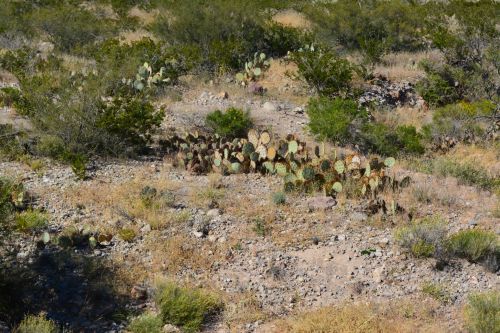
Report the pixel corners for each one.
[464,291,500,333]
[156,282,222,333]
[394,216,447,258]
[206,107,253,138]
[15,210,48,232]
[151,0,264,71]
[447,230,498,263]
[16,313,57,333]
[360,123,425,157]
[306,97,366,144]
[416,62,462,107]
[288,45,356,97]
[0,177,19,225]
[118,228,137,242]
[422,101,497,144]
[128,312,163,333]
[28,5,118,52]
[272,192,286,205]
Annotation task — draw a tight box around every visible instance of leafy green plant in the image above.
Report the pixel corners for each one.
[16,209,48,232]
[307,97,366,144]
[0,177,20,225]
[394,216,447,258]
[206,108,253,138]
[156,282,222,333]
[128,312,163,333]
[446,230,498,264]
[288,45,356,97]
[16,313,57,333]
[464,291,500,333]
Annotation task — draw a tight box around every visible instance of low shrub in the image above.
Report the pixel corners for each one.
[394,216,447,258]
[0,177,19,225]
[422,100,497,145]
[409,157,499,192]
[206,107,253,138]
[253,218,270,237]
[446,230,498,264]
[15,210,48,232]
[118,228,137,242]
[307,97,366,144]
[156,282,222,333]
[421,281,451,304]
[464,291,500,333]
[16,313,57,333]
[288,45,356,97]
[416,62,462,107]
[128,312,163,333]
[360,123,425,157]
[272,192,286,205]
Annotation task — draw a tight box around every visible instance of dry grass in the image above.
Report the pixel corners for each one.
[223,292,268,332]
[119,29,157,44]
[373,50,442,82]
[447,144,500,177]
[128,6,159,26]
[373,106,432,130]
[273,299,446,333]
[272,9,312,30]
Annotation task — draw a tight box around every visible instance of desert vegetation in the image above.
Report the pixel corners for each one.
[0,0,498,332]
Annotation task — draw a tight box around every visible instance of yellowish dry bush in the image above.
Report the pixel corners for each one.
[274,299,445,333]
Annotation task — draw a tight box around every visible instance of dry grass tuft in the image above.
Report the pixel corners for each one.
[273,299,445,333]
[373,50,442,82]
[272,10,312,30]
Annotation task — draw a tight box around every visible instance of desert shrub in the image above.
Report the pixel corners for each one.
[15,313,57,333]
[421,282,451,304]
[272,192,286,205]
[206,108,253,138]
[416,62,462,107]
[118,228,137,242]
[253,218,270,237]
[0,177,18,225]
[422,101,497,144]
[409,157,499,192]
[151,0,264,71]
[394,216,447,258]
[447,230,498,264]
[419,0,500,106]
[307,97,366,144]
[303,0,427,59]
[2,50,165,159]
[360,123,425,157]
[28,4,118,52]
[431,159,499,191]
[288,45,356,97]
[128,312,162,333]
[15,210,48,232]
[156,282,222,333]
[464,291,500,333]
[0,124,29,161]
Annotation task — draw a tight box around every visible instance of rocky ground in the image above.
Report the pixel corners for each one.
[1,70,498,333]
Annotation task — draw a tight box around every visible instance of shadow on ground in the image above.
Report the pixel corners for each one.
[0,245,132,332]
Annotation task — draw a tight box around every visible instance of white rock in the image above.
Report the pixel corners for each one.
[262,102,277,112]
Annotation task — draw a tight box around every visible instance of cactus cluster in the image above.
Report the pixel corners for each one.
[123,62,171,91]
[160,130,410,199]
[236,53,271,86]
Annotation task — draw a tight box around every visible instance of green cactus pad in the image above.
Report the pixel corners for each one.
[320,160,331,172]
[384,157,396,168]
[275,162,288,176]
[334,160,345,174]
[302,167,315,181]
[288,140,298,154]
[263,161,275,173]
[332,182,343,193]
